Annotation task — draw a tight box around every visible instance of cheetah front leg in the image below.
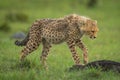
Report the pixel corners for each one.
[75,39,88,64]
[67,39,81,65]
[40,40,52,70]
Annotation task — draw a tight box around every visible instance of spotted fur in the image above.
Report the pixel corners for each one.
[15,14,99,69]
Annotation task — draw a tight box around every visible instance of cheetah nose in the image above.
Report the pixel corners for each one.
[94,36,96,38]
[90,36,96,39]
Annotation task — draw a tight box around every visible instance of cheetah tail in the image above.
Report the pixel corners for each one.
[15,33,29,46]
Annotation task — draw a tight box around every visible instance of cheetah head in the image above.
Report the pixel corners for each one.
[65,14,99,39]
[80,19,99,39]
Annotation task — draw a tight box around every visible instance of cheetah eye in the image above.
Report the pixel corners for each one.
[91,31,94,33]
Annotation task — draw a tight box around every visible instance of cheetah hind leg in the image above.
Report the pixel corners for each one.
[20,38,41,62]
[40,40,52,70]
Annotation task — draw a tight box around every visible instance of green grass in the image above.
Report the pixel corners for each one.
[0,0,120,80]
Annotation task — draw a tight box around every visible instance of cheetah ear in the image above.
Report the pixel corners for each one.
[86,19,91,23]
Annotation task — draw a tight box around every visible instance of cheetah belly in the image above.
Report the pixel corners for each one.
[42,30,68,44]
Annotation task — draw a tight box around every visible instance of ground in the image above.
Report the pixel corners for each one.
[0,0,120,80]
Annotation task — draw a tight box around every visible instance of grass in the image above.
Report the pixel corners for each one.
[0,0,120,80]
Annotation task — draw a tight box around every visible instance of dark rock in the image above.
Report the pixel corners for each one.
[11,32,26,39]
[69,65,84,71]
[69,60,120,73]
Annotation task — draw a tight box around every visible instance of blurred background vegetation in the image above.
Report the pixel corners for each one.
[0,0,120,80]
[0,0,119,34]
